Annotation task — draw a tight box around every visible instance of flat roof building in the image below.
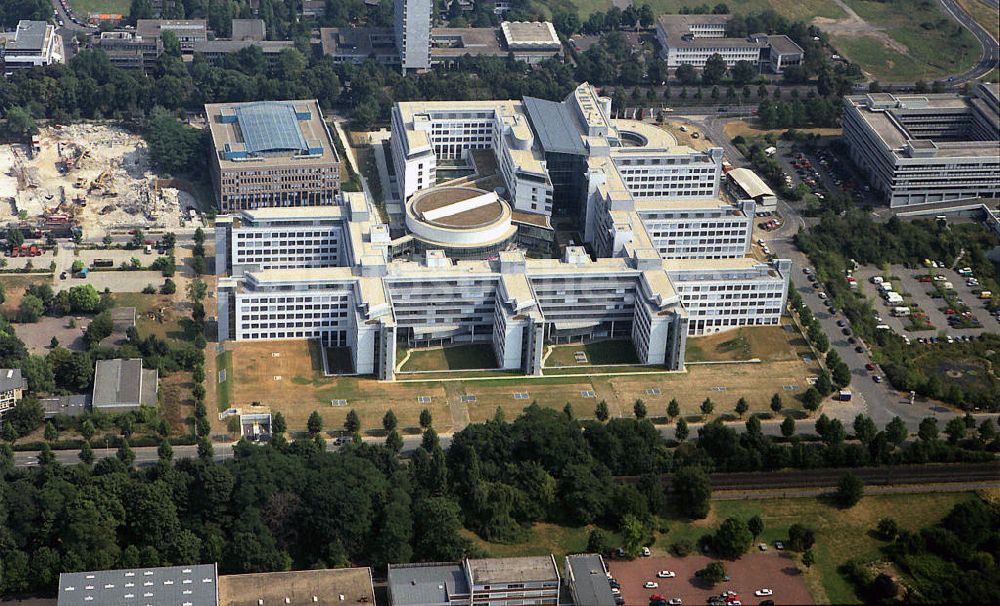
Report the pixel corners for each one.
[57,564,219,606]
[564,554,616,606]
[230,18,266,41]
[92,358,158,411]
[206,99,341,211]
[655,14,802,72]
[136,19,209,51]
[388,556,559,606]
[842,85,1000,207]
[727,167,777,212]
[0,20,63,74]
[396,0,432,70]
[218,567,375,605]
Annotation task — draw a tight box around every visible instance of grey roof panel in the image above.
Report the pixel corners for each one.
[0,368,26,393]
[57,564,218,606]
[92,359,144,408]
[235,103,309,155]
[10,20,46,51]
[523,96,587,156]
[566,554,616,606]
[387,563,469,606]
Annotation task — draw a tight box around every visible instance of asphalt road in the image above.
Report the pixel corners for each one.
[937,0,1000,85]
[48,0,93,62]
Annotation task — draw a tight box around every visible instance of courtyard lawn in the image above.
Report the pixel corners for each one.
[399,344,498,372]
[837,0,980,81]
[215,350,233,411]
[545,339,641,367]
[112,292,188,343]
[684,324,811,363]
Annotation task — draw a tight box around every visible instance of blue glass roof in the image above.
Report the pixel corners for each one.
[235,102,308,155]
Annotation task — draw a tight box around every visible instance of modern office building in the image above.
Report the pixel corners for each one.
[0,20,63,74]
[655,14,803,71]
[388,556,560,606]
[396,0,432,70]
[57,564,219,606]
[217,84,789,379]
[95,31,161,70]
[136,19,209,52]
[842,85,1000,207]
[206,99,341,211]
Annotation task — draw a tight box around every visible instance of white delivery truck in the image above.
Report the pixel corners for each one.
[886,292,904,305]
[892,306,910,317]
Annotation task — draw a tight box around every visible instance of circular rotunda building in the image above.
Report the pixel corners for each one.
[405,186,517,258]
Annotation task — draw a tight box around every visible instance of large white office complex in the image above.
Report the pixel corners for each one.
[655,14,803,72]
[842,84,1000,207]
[0,20,63,74]
[216,84,789,380]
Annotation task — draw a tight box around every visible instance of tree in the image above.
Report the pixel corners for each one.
[187,278,207,304]
[876,517,898,541]
[734,397,749,418]
[979,418,997,441]
[667,398,680,420]
[787,523,816,551]
[745,414,762,437]
[386,430,403,453]
[672,466,711,519]
[18,294,44,323]
[595,400,610,421]
[713,517,753,559]
[272,412,287,435]
[68,284,100,312]
[675,63,699,85]
[918,417,939,442]
[886,416,908,445]
[80,419,95,440]
[158,440,173,462]
[197,436,214,459]
[802,387,822,411]
[675,417,689,442]
[146,107,202,174]
[835,472,864,508]
[695,561,727,586]
[117,439,135,467]
[702,53,727,85]
[802,549,815,569]
[4,106,37,139]
[633,399,647,419]
[748,515,764,538]
[38,443,54,466]
[344,409,361,434]
[419,408,433,429]
[781,416,795,438]
[700,397,714,417]
[944,416,967,444]
[412,497,472,561]
[731,60,756,85]
[620,514,648,558]
[44,421,57,442]
[383,409,398,432]
[307,410,323,436]
[79,441,94,465]
[770,393,782,413]
[853,414,877,445]
[587,528,613,555]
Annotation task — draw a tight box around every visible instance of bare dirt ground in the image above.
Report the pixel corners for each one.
[0,124,194,238]
[812,0,910,55]
[608,553,812,606]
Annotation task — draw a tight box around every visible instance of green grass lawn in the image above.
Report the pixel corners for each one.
[216,350,233,411]
[545,339,641,366]
[837,0,981,81]
[661,492,979,604]
[959,0,999,41]
[464,523,623,561]
[400,344,498,372]
[69,0,130,16]
[112,293,187,343]
[635,0,844,21]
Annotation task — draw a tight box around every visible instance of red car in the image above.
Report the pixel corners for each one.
[865,363,875,371]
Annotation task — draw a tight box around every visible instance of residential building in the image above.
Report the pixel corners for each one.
[136,19,209,52]
[655,14,803,72]
[92,358,159,411]
[727,167,777,213]
[842,85,1000,207]
[218,567,375,605]
[0,369,27,418]
[0,20,63,74]
[388,556,560,606]
[564,554,616,606]
[396,0,432,70]
[57,564,219,606]
[206,99,341,211]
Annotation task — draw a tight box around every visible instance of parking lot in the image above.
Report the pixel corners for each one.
[15,315,90,354]
[855,264,994,340]
[608,553,811,606]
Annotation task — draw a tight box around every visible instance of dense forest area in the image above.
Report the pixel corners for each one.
[0,402,997,597]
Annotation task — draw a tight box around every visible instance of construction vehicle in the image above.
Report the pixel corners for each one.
[88,170,118,197]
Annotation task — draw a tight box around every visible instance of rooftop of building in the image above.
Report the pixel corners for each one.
[634,197,743,212]
[92,358,157,408]
[762,33,803,55]
[410,186,507,228]
[218,567,374,606]
[611,118,679,149]
[565,554,616,606]
[318,26,397,58]
[41,394,90,418]
[206,99,339,168]
[500,21,560,49]
[230,18,266,41]
[430,27,503,57]
[0,368,26,392]
[6,20,50,52]
[136,19,208,38]
[239,205,349,221]
[194,39,294,53]
[727,167,775,199]
[58,564,218,606]
[467,556,559,585]
[388,563,470,606]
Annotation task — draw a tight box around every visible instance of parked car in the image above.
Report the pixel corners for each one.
[755,589,774,597]
[656,571,675,578]
[644,581,659,589]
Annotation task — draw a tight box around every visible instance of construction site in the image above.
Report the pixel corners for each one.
[0,124,200,240]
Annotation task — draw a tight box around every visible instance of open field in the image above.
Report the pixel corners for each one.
[832,0,980,81]
[544,339,640,366]
[217,329,820,432]
[636,0,845,21]
[685,324,811,363]
[399,344,498,372]
[68,0,130,17]
[958,0,1000,41]
[465,524,622,561]
[111,292,188,342]
[0,274,53,316]
[723,120,843,139]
